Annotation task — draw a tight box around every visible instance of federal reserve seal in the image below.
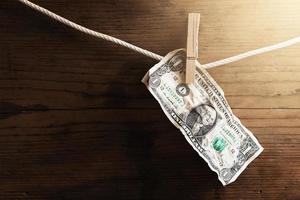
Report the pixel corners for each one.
[176,83,190,97]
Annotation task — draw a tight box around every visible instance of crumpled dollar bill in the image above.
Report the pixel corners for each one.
[142,49,263,185]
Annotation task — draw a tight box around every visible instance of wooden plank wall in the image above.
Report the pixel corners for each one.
[0,0,299,199]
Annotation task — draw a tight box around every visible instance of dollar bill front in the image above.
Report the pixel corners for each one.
[142,49,263,185]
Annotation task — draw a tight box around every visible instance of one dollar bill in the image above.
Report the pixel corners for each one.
[142,49,263,185]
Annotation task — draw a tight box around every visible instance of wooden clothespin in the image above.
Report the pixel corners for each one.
[186,13,200,84]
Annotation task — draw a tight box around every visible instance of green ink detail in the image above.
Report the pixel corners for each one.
[213,137,226,152]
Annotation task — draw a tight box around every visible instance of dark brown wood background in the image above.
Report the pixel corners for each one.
[1,0,300,199]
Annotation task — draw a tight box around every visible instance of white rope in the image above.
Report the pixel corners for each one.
[19,0,300,69]
[201,36,300,69]
[18,0,163,61]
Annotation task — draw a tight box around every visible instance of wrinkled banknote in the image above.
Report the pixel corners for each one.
[142,49,263,185]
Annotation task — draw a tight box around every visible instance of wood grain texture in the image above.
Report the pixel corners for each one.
[0,0,300,199]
